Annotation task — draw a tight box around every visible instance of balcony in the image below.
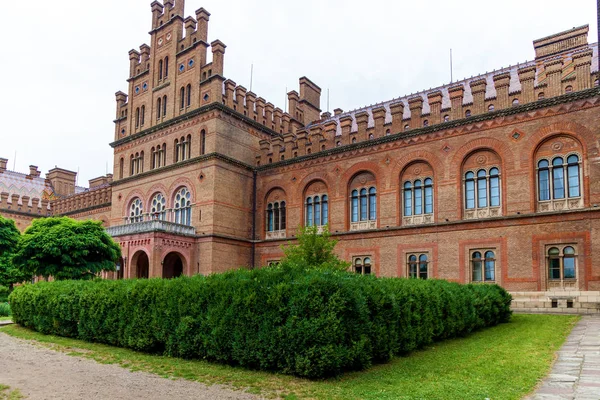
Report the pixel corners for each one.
[106,220,196,237]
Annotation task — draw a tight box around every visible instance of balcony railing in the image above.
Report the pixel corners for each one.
[106,220,196,237]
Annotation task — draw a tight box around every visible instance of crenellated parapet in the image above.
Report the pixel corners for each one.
[254,26,598,163]
[0,192,51,216]
[51,186,112,216]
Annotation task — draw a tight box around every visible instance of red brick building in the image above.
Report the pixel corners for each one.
[1,1,599,312]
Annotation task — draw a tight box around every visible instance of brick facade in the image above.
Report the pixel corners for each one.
[2,1,600,312]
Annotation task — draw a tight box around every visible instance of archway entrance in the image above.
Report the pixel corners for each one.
[116,257,125,280]
[163,252,184,279]
[131,251,149,279]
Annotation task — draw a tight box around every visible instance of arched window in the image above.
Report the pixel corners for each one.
[404,124,410,131]
[565,85,573,93]
[548,246,577,282]
[266,201,286,232]
[180,87,185,109]
[512,98,519,106]
[408,253,429,279]
[139,151,144,173]
[472,250,495,282]
[174,187,192,225]
[119,158,124,179]
[140,105,145,126]
[150,193,166,220]
[130,154,135,176]
[186,84,192,107]
[174,139,180,162]
[488,104,495,112]
[537,155,581,201]
[352,137,357,143]
[135,107,140,128]
[200,129,206,155]
[162,95,167,118]
[353,257,372,275]
[129,198,144,223]
[369,133,374,140]
[185,134,191,160]
[164,56,169,78]
[465,167,501,210]
[158,59,163,80]
[444,115,450,122]
[403,178,433,217]
[349,172,377,230]
[423,119,429,127]
[305,194,328,227]
[465,110,471,117]
[157,97,162,119]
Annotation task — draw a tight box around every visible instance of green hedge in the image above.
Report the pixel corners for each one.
[9,270,511,378]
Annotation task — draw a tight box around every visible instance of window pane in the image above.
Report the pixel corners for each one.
[539,169,550,201]
[564,246,575,255]
[274,203,280,230]
[352,196,358,222]
[477,176,488,208]
[360,192,367,221]
[567,164,580,198]
[553,167,565,199]
[549,257,561,279]
[280,202,286,229]
[419,254,428,279]
[314,197,321,226]
[425,185,433,214]
[369,190,377,221]
[267,207,273,232]
[414,185,423,215]
[548,247,560,255]
[306,200,313,226]
[404,189,413,216]
[490,176,500,207]
[466,180,475,209]
[563,256,576,279]
[472,260,482,281]
[322,196,329,225]
[484,252,495,281]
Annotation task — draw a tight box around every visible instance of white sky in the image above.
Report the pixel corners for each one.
[0,0,597,186]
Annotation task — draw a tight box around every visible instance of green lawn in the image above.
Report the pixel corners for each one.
[0,314,578,400]
[0,384,23,400]
[0,316,11,322]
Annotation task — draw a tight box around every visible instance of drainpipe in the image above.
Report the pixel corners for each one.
[251,170,257,269]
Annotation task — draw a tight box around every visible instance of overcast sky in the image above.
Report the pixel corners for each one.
[1,0,597,186]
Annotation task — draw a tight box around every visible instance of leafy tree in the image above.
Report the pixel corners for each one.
[0,216,29,289]
[13,217,121,281]
[277,225,350,272]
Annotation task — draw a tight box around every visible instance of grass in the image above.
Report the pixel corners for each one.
[0,316,11,321]
[0,384,23,400]
[0,314,578,400]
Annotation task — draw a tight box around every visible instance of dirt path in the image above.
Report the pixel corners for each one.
[0,331,262,400]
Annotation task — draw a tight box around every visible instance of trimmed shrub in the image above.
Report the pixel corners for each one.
[0,302,10,317]
[9,270,511,378]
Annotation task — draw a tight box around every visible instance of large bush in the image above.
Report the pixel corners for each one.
[9,270,511,378]
[0,302,11,317]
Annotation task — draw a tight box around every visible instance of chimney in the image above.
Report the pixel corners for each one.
[0,158,7,172]
[29,165,40,178]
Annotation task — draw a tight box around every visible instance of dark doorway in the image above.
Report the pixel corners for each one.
[163,252,184,279]
[133,251,149,279]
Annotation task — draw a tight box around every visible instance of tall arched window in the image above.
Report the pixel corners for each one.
[464,167,501,214]
[349,172,377,230]
[174,187,192,225]
[174,139,180,162]
[180,87,185,109]
[305,195,328,227]
[353,257,372,275]
[158,59,163,80]
[150,193,166,220]
[162,95,167,118]
[200,129,206,155]
[135,107,140,128]
[403,178,433,217]
[538,155,580,202]
[185,134,191,160]
[151,147,157,169]
[139,151,144,173]
[186,84,192,107]
[119,158,124,179]
[140,105,145,126]
[157,97,162,119]
[266,201,286,233]
[130,155,135,175]
[164,56,169,78]
[472,250,495,282]
[129,198,144,223]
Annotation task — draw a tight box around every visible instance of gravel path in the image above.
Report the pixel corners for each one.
[0,331,262,400]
